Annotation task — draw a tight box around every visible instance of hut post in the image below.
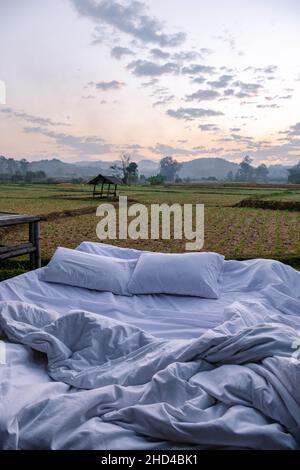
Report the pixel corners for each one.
[88,174,123,198]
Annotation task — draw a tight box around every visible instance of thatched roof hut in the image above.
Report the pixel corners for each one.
[88,173,123,197]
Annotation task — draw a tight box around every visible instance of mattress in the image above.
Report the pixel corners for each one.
[0,242,299,450]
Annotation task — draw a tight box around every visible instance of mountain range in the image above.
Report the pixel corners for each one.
[0,155,291,181]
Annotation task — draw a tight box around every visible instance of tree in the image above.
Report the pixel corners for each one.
[110,154,132,184]
[204,176,217,181]
[127,162,138,185]
[159,156,181,182]
[11,172,23,182]
[7,157,17,176]
[139,174,147,183]
[149,174,165,185]
[25,171,35,183]
[35,170,46,181]
[19,158,29,176]
[110,163,123,179]
[235,155,254,182]
[288,161,300,184]
[255,164,269,182]
[226,170,234,182]
[0,155,7,174]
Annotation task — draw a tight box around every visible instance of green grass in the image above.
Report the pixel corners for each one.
[0,259,50,282]
[261,190,300,202]
[0,183,101,215]
[2,181,300,280]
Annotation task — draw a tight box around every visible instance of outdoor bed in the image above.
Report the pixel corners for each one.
[0,242,299,450]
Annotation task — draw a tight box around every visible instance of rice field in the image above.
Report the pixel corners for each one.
[1,182,300,280]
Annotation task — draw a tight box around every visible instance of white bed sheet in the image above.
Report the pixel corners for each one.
[1,242,300,449]
[1,241,300,340]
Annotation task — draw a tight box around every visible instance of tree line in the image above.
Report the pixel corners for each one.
[2,153,300,185]
[0,156,47,182]
[226,156,269,183]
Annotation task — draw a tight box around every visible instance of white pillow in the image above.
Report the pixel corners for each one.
[40,247,136,296]
[76,241,144,260]
[127,252,224,298]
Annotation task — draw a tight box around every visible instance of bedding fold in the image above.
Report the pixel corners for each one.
[0,299,299,450]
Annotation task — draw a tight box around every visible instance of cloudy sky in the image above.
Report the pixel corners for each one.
[0,0,300,165]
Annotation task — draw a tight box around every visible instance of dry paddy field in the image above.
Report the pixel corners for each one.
[1,182,300,280]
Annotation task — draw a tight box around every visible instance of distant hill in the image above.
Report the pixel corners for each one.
[267,164,290,182]
[29,158,238,179]
[74,157,238,179]
[74,159,159,178]
[27,158,96,178]
[0,155,292,182]
[179,157,238,180]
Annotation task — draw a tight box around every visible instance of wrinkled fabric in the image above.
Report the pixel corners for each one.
[1,242,300,450]
[0,300,299,450]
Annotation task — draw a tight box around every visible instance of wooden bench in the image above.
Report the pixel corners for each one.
[0,212,41,270]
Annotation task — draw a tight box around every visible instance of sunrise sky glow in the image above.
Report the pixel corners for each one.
[1,0,300,164]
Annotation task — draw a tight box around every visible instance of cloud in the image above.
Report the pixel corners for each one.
[127,59,179,76]
[246,65,278,75]
[216,30,244,56]
[149,85,174,107]
[110,46,134,59]
[213,132,256,146]
[233,81,263,98]
[153,94,174,107]
[93,80,126,90]
[199,48,214,56]
[223,88,235,96]
[181,64,215,75]
[284,122,300,137]
[208,74,234,89]
[140,78,159,87]
[0,107,69,126]
[167,107,223,121]
[230,133,254,143]
[192,76,207,84]
[199,123,220,132]
[23,127,111,155]
[260,65,278,75]
[264,95,278,101]
[244,65,278,83]
[149,143,198,157]
[150,48,170,60]
[172,50,202,62]
[121,143,143,150]
[279,95,292,100]
[221,137,300,164]
[71,0,186,47]
[185,89,220,102]
[257,103,281,109]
